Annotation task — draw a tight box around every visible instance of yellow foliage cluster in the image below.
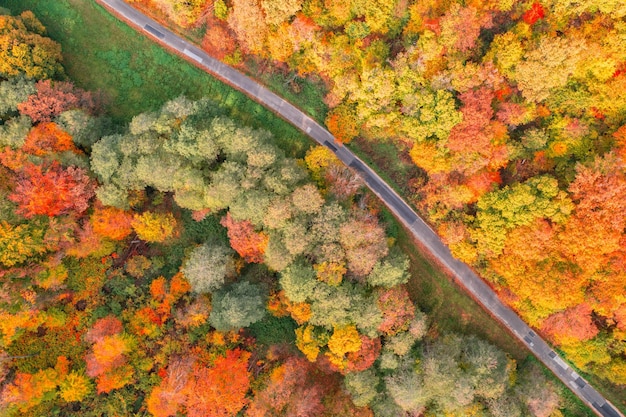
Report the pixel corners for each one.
[295,324,323,362]
[131,211,177,243]
[59,371,93,402]
[314,261,346,286]
[326,324,362,369]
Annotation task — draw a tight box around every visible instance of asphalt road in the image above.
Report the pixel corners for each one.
[96,1,623,416]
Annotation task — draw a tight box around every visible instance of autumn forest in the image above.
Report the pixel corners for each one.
[0,0,625,416]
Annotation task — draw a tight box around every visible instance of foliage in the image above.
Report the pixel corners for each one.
[181,242,234,293]
[131,211,177,243]
[0,11,63,79]
[9,162,95,218]
[209,281,266,331]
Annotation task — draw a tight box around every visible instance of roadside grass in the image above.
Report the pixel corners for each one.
[117,1,329,124]
[2,0,311,158]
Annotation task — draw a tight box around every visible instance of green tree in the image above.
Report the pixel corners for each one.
[182,243,235,293]
[366,249,410,288]
[209,281,266,331]
[344,368,380,407]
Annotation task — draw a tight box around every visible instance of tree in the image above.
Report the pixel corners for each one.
[0,220,47,267]
[279,261,318,303]
[201,25,237,60]
[326,324,362,369]
[325,104,360,143]
[260,0,303,25]
[377,286,415,335]
[246,356,326,417]
[228,0,268,55]
[512,36,586,103]
[540,304,599,345]
[209,281,266,331]
[18,80,97,123]
[183,350,251,417]
[514,363,561,417]
[131,211,177,243]
[220,212,269,263]
[0,12,63,80]
[291,184,324,214]
[21,122,78,156]
[344,368,380,407]
[9,162,95,218]
[58,371,93,403]
[439,4,493,53]
[522,2,545,24]
[367,250,410,288]
[181,242,235,293]
[473,175,573,257]
[339,216,388,277]
[90,206,134,241]
[0,76,35,117]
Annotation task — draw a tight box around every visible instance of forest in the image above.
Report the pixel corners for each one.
[124,0,626,393]
[0,6,608,416]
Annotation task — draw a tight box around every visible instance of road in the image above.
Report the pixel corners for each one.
[95,1,623,416]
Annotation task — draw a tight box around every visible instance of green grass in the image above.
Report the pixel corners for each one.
[1,0,311,157]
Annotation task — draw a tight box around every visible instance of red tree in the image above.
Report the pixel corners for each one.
[220,212,269,263]
[84,316,123,344]
[540,304,599,345]
[246,356,326,417]
[18,80,97,123]
[344,336,382,373]
[377,285,415,336]
[9,162,95,218]
[523,2,545,25]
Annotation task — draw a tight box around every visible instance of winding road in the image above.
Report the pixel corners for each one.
[95,1,622,415]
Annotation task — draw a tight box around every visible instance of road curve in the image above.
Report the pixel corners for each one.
[95,1,622,415]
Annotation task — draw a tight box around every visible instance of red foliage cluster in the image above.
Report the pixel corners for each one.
[540,304,599,344]
[201,25,236,60]
[247,356,326,417]
[9,161,95,218]
[220,212,269,263]
[344,336,382,373]
[84,316,124,344]
[523,2,545,25]
[377,286,415,336]
[18,80,98,123]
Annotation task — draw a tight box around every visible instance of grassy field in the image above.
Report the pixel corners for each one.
[1,0,312,157]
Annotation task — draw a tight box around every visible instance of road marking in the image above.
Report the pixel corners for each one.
[183,48,203,63]
[552,355,569,370]
[144,24,165,39]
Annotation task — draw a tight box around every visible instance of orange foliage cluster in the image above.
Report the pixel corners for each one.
[9,162,95,218]
[147,349,251,417]
[90,205,134,240]
[84,316,134,393]
[220,212,269,263]
[22,122,78,156]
